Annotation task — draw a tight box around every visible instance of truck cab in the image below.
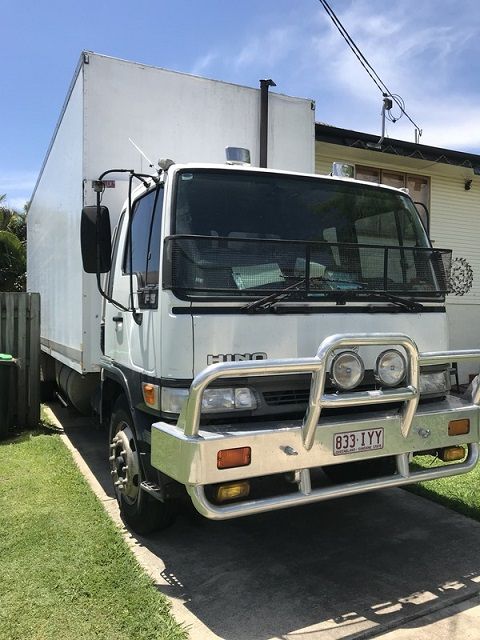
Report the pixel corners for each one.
[81,157,480,532]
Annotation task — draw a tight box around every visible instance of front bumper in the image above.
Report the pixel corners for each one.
[151,332,480,519]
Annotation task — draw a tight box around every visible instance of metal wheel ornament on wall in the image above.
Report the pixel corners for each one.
[448,257,474,296]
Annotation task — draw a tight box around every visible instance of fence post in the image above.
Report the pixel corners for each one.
[0,292,41,429]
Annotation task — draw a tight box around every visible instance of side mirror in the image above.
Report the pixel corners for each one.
[80,206,112,273]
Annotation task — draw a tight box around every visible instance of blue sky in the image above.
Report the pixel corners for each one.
[2,0,480,210]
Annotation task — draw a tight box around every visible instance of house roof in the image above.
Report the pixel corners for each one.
[315,123,480,175]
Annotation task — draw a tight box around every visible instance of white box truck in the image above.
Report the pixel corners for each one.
[29,52,480,533]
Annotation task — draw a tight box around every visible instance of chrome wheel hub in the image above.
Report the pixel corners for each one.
[109,423,140,504]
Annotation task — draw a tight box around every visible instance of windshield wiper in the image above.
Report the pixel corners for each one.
[366,292,424,312]
[242,279,305,312]
[243,280,424,313]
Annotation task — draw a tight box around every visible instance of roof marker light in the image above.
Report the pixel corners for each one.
[331,162,354,178]
[225,147,251,165]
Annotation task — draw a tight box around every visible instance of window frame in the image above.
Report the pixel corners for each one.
[122,185,164,309]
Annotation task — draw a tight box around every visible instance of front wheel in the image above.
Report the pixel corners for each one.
[109,398,175,534]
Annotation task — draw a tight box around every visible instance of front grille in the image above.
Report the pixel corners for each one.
[262,372,379,407]
[263,389,310,406]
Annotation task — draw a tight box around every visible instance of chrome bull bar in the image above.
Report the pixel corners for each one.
[187,444,479,520]
[157,332,480,519]
[178,332,480,446]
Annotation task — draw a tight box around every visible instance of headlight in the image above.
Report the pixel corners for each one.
[202,387,257,412]
[161,387,189,414]
[330,351,364,390]
[376,349,406,387]
[161,386,257,414]
[420,370,450,395]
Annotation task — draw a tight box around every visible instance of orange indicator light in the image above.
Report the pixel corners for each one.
[142,383,159,408]
[217,447,251,469]
[448,419,470,436]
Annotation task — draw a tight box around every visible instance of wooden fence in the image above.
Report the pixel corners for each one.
[0,293,40,428]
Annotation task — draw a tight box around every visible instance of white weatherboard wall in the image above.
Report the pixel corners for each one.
[429,172,480,382]
[28,52,315,373]
[316,143,480,382]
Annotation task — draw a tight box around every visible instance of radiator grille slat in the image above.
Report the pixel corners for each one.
[263,389,310,406]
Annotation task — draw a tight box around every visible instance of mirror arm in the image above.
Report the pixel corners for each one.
[95,272,130,313]
[94,186,130,312]
[93,168,158,325]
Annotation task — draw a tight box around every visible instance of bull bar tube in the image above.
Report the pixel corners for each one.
[151,333,480,519]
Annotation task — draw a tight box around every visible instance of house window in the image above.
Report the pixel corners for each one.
[356,166,380,184]
[355,165,430,230]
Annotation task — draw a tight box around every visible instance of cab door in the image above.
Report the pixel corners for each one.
[104,186,164,375]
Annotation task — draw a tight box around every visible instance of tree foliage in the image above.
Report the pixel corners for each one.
[0,194,27,291]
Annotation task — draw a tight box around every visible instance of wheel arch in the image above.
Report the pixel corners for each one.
[101,367,134,429]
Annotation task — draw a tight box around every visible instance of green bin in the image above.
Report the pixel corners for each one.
[0,354,16,440]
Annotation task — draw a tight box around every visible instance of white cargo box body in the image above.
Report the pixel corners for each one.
[28,52,315,374]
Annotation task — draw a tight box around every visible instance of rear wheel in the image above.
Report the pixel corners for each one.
[109,398,175,534]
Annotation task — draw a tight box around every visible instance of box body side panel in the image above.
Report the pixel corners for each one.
[27,67,87,373]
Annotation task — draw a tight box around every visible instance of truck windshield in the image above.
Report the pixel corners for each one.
[167,169,450,301]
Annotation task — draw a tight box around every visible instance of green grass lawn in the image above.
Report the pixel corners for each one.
[0,430,188,640]
[408,450,480,522]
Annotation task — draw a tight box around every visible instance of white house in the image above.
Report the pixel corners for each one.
[315,124,480,383]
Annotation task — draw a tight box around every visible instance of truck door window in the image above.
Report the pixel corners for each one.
[123,187,164,307]
[107,210,125,298]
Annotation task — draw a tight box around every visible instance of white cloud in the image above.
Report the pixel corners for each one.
[309,3,476,106]
[391,101,480,151]
[191,1,480,151]
[0,171,36,212]
[5,197,29,212]
[190,52,218,76]
[0,171,37,195]
[308,1,480,149]
[233,26,298,70]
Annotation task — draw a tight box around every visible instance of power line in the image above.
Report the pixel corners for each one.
[318,0,422,136]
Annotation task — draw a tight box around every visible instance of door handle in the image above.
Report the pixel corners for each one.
[112,315,123,323]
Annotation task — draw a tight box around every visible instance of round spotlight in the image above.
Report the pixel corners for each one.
[376,349,407,387]
[331,351,365,390]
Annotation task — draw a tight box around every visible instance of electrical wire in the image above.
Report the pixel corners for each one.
[385,94,405,123]
[318,0,422,135]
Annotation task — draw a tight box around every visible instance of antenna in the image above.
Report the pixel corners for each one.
[128,138,157,172]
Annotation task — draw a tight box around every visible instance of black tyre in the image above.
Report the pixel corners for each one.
[109,397,175,534]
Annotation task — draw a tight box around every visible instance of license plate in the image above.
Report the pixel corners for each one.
[333,428,384,456]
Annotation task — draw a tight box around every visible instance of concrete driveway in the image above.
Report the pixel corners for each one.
[48,404,480,640]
